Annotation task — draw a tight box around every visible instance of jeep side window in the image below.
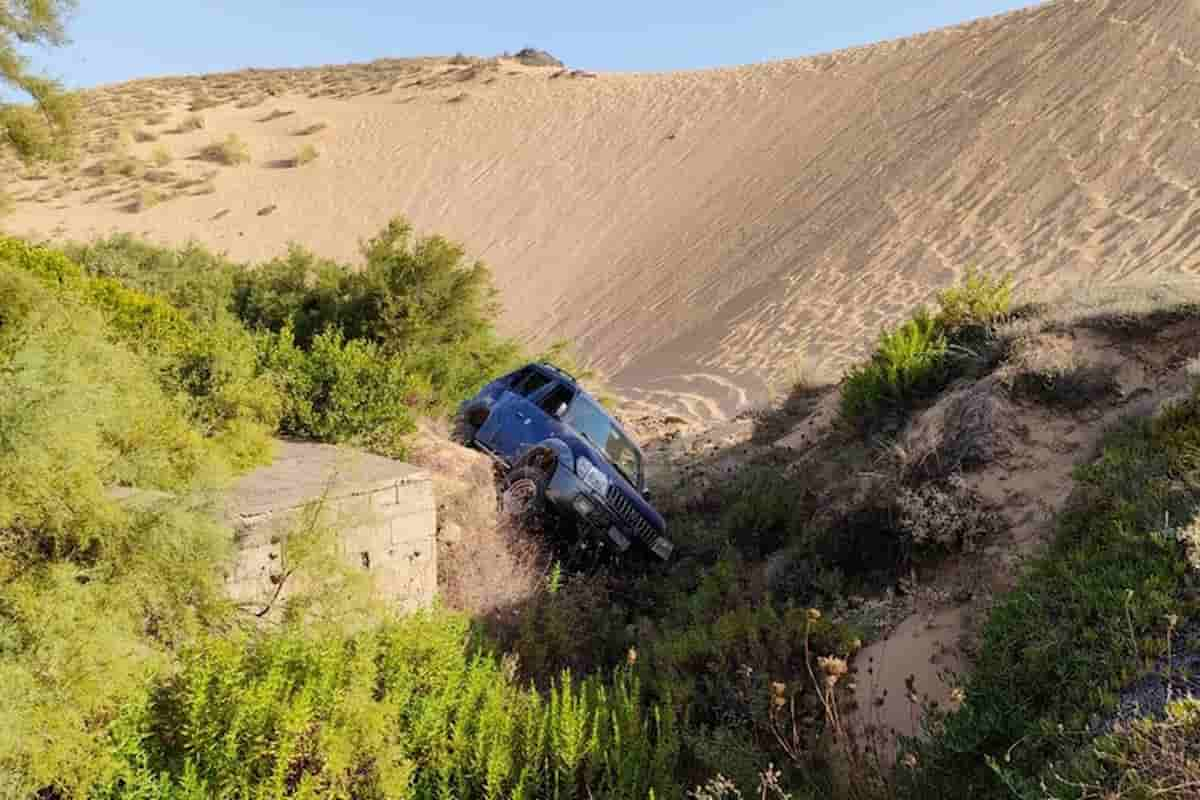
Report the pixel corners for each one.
[538,384,575,417]
[513,370,552,397]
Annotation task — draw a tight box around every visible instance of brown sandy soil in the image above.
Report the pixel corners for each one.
[8,0,1200,422]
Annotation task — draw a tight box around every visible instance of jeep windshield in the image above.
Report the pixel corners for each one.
[562,395,643,488]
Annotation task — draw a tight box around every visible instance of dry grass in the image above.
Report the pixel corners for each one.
[130,187,168,212]
[143,169,178,184]
[405,424,547,616]
[293,144,319,166]
[132,129,158,143]
[150,145,172,167]
[188,94,221,111]
[143,111,170,126]
[170,114,205,134]
[257,108,295,123]
[199,134,251,166]
[293,122,328,136]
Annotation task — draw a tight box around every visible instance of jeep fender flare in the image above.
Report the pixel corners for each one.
[514,439,574,478]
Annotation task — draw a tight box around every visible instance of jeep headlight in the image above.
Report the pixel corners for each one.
[575,457,609,497]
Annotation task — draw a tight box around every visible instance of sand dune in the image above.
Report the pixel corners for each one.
[7,0,1200,420]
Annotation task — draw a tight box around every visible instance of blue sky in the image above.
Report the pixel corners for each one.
[23,1,1039,90]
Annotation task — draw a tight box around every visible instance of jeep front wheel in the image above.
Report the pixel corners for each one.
[500,466,549,525]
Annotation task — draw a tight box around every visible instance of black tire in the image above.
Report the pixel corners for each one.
[451,404,488,446]
[500,466,551,527]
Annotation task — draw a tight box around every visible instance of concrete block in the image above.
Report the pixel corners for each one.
[223,440,437,618]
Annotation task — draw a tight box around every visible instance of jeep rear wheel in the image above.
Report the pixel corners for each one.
[451,404,489,446]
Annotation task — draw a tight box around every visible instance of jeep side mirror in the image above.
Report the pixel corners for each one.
[642,487,654,501]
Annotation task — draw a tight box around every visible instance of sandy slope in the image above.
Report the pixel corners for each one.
[8,0,1200,420]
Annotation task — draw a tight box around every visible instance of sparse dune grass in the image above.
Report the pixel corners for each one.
[235,93,266,109]
[150,145,172,167]
[294,121,328,136]
[292,144,318,166]
[199,133,251,166]
[188,94,220,111]
[257,108,294,123]
[143,111,170,126]
[169,114,204,133]
[132,128,157,143]
[130,187,168,212]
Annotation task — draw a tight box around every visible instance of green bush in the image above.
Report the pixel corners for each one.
[905,393,1200,798]
[0,89,79,163]
[2,237,280,470]
[936,268,1013,330]
[838,270,1015,432]
[840,308,949,431]
[64,234,241,325]
[1043,698,1200,800]
[259,325,421,455]
[0,265,236,796]
[103,612,681,800]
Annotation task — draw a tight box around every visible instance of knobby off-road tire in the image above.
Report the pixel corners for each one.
[500,466,550,526]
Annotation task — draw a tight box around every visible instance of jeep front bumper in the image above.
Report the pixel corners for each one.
[546,465,673,560]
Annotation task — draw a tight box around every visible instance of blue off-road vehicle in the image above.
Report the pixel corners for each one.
[455,363,673,561]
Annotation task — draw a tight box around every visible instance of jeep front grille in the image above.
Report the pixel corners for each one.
[605,486,658,546]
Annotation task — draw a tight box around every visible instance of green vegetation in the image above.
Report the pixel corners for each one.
[841,269,1012,432]
[104,615,680,800]
[0,1,79,162]
[904,381,1200,798]
[1048,698,1200,799]
[1,228,691,798]
[6,222,1194,800]
[0,255,242,794]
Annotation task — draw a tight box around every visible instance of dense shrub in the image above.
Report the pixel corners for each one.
[64,222,530,450]
[1,237,279,469]
[0,90,79,163]
[1044,698,1200,799]
[0,265,235,795]
[259,325,421,455]
[103,613,681,800]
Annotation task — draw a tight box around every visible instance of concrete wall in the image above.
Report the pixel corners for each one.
[223,440,437,617]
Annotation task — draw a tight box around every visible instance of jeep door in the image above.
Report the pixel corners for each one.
[475,367,554,457]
